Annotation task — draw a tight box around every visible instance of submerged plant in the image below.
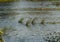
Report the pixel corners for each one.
[0,0,18,2]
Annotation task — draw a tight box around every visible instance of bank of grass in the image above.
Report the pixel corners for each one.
[0,0,18,2]
[26,0,60,2]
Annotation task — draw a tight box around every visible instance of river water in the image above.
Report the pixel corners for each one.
[0,1,60,42]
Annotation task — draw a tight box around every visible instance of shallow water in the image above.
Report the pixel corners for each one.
[0,14,60,42]
[0,1,60,42]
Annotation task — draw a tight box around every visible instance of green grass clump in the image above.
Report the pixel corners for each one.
[0,0,18,2]
[40,19,45,25]
[26,18,32,27]
[18,18,24,23]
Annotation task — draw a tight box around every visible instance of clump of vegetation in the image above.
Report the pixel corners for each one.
[43,32,60,42]
[26,18,32,27]
[0,0,18,2]
[41,19,45,24]
[31,18,36,25]
[18,17,33,27]
[0,30,4,42]
[53,2,60,6]
[18,18,24,24]
[0,26,17,42]
[0,26,16,36]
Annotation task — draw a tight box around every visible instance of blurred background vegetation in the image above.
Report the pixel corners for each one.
[0,0,59,2]
[26,0,60,1]
[0,0,18,2]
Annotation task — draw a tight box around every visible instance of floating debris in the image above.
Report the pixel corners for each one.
[0,0,18,2]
